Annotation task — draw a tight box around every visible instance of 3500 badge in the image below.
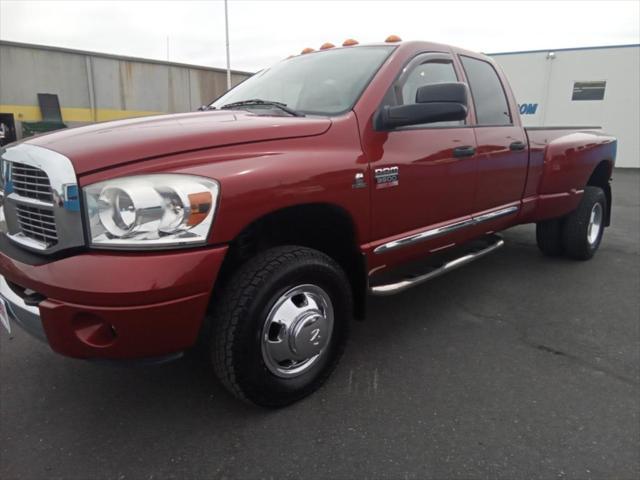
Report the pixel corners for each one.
[374,166,399,188]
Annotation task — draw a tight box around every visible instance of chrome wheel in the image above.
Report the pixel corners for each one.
[261,284,334,378]
[587,203,603,246]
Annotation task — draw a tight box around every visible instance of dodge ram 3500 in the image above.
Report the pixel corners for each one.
[0,39,616,407]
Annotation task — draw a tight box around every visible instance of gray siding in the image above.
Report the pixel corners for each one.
[0,40,252,136]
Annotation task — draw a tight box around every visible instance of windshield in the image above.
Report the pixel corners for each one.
[210,46,395,115]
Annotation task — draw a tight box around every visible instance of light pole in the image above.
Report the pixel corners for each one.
[224,0,231,90]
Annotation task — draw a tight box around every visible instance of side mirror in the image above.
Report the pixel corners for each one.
[375,82,469,130]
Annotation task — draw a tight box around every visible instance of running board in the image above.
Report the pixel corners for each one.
[369,235,505,296]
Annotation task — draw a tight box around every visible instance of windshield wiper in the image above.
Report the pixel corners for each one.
[220,99,305,117]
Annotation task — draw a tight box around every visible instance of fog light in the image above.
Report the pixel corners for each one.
[72,313,117,348]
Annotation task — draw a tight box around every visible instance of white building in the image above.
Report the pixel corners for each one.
[491,44,639,168]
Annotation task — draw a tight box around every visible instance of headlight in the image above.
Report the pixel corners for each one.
[84,174,219,249]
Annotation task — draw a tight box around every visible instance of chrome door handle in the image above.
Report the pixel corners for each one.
[453,146,476,157]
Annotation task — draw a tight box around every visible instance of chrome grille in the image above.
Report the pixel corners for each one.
[10,163,53,202]
[1,144,83,254]
[15,204,58,246]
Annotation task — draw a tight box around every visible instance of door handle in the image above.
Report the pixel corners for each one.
[453,146,476,157]
[509,141,526,151]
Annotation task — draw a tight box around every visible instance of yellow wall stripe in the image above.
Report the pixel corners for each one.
[0,104,163,123]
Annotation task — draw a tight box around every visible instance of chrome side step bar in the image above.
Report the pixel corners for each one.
[369,235,505,296]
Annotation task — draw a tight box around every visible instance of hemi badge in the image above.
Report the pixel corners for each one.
[352,172,367,189]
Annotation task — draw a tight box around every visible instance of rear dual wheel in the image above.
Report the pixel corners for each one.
[536,186,606,260]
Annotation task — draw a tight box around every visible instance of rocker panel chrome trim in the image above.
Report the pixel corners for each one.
[374,218,474,254]
[472,205,518,224]
[373,205,518,254]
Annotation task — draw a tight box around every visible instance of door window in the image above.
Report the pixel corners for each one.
[395,60,462,127]
[460,56,512,125]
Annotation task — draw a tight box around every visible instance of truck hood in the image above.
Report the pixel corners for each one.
[25,110,332,175]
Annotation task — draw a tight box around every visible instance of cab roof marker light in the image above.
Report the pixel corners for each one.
[342,39,359,47]
[301,47,315,54]
[385,35,402,43]
[320,42,335,50]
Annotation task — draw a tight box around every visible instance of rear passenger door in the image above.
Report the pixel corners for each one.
[459,55,528,216]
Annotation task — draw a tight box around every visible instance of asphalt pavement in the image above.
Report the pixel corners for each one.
[1,170,638,480]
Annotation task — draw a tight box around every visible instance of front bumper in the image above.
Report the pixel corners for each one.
[0,244,228,359]
[0,275,47,342]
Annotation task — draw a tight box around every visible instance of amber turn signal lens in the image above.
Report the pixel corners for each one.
[187,191,212,226]
[301,47,315,54]
[385,35,402,43]
[342,38,359,47]
[320,42,335,50]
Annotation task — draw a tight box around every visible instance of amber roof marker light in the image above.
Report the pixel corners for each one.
[342,39,359,47]
[300,47,315,54]
[385,35,402,43]
[320,42,335,50]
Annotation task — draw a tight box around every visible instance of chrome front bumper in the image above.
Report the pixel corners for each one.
[0,274,47,342]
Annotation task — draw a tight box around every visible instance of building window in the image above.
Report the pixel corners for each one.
[572,81,606,101]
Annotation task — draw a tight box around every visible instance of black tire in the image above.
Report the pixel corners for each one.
[536,218,564,256]
[211,246,352,407]
[561,186,607,260]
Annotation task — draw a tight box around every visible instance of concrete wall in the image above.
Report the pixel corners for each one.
[492,45,640,168]
[0,41,251,136]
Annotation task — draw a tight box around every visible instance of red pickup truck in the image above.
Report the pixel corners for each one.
[0,39,616,406]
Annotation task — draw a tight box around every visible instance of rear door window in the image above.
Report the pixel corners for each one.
[460,56,512,125]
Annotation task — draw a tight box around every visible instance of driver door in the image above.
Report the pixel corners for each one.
[365,53,478,264]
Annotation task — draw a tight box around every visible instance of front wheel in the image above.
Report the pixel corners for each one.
[211,246,352,407]
[561,186,607,260]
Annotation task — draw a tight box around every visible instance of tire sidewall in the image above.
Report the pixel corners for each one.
[563,186,606,260]
[233,254,351,405]
[581,189,606,257]
[587,199,605,254]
